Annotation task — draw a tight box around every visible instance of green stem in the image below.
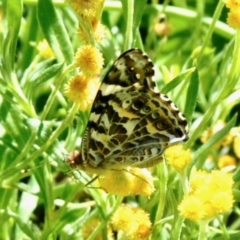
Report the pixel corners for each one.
[198,220,209,240]
[197,0,224,63]
[171,216,184,240]
[178,170,189,195]
[154,161,168,222]
[123,0,134,50]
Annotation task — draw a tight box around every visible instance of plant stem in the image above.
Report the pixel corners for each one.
[123,0,134,50]
[197,0,224,63]
[198,220,209,240]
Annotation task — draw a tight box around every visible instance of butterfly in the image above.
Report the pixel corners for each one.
[67,49,189,174]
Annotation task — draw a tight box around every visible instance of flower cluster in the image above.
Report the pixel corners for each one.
[223,0,240,28]
[178,170,234,221]
[65,0,105,110]
[111,204,152,240]
[98,167,155,197]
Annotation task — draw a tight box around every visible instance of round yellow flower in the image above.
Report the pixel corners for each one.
[227,9,240,29]
[178,195,206,221]
[111,204,152,240]
[75,45,104,77]
[65,74,100,111]
[164,145,191,172]
[98,167,155,197]
[224,0,240,9]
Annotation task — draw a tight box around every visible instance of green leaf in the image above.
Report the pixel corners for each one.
[161,67,195,94]
[37,0,74,65]
[18,7,39,71]
[133,0,147,35]
[25,61,64,97]
[3,0,22,71]
[184,68,199,123]
[233,168,240,182]
[121,0,147,49]
[233,189,240,202]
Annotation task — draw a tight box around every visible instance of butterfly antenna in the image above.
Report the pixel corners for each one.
[85,175,99,187]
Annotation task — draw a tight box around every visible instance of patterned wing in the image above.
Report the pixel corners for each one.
[69,49,188,173]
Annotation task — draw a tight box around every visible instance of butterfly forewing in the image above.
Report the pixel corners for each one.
[68,49,188,173]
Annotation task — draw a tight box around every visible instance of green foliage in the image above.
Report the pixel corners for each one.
[0,0,240,239]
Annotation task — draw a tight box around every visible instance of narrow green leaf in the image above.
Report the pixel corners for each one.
[37,0,74,65]
[2,0,22,72]
[161,67,195,94]
[26,62,64,97]
[233,168,240,182]
[18,7,39,71]
[184,69,199,123]
[133,0,147,34]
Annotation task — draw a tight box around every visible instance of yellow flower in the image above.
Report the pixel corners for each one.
[98,167,155,197]
[75,45,104,77]
[218,155,237,169]
[36,39,54,59]
[68,0,103,18]
[224,0,240,9]
[111,204,152,240]
[189,169,207,192]
[178,170,234,222]
[227,9,240,29]
[82,218,112,240]
[65,74,100,111]
[164,145,191,172]
[77,18,106,43]
[178,195,206,221]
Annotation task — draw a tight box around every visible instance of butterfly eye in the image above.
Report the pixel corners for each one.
[156,120,167,130]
